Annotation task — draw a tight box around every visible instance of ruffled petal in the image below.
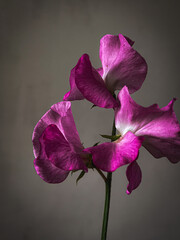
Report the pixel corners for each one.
[126,161,142,194]
[143,136,180,163]
[38,124,87,171]
[63,67,84,101]
[75,54,118,108]
[100,34,147,93]
[32,101,83,158]
[84,131,143,172]
[116,86,180,163]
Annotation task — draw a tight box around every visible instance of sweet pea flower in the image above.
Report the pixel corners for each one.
[63,34,147,108]
[32,101,89,183]
[84,86,180,193]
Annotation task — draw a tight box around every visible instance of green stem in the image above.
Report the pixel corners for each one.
[101,115,116,240]
[101,172,112,240]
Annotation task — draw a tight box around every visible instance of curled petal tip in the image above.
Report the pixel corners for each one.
[126,161,142,194]
[82,53,90,59]
[76,54,90,66]
[63,91,70,101]
[126,190,131,195]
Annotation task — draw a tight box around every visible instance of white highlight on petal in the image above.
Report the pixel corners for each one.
[116,122,137,137]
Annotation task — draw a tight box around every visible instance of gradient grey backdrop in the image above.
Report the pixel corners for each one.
[1,0,180,239]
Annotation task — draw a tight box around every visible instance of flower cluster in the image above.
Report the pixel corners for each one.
[33,34,180,194]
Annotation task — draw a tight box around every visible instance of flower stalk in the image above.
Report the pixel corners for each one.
[101,114,116,240]
[101,171,112,240]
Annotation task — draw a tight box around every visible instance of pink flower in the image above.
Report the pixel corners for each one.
[32,101,88,183]
[63,34,147,108]
[84,86,180,193]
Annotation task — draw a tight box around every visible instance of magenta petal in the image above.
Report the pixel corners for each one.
[75,54,118,108]
[32,101,83,158]
[96,67,103,78]
[34,125,69,183]
[116,86,180,163]
[100,34,147,93]
[126,161,142,194]
[51,102,84,153]
[84,131,143,172]
[34,157,69,183]
[63,67,84,101]
[100,34,121,74]
[143,137,180,163]
[32,101,88,183]
[39,124,87,171]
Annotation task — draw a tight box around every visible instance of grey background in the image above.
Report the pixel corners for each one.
[1,0,180,239]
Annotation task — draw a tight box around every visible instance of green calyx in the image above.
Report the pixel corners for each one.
[76,170,86,184]
[100,134,121,142]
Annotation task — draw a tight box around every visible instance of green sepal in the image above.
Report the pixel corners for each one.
[93,141,100,147]
[91,104,97,109]
[87,157,94,169]
[76,170,86,184]
[100,134,121,141]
